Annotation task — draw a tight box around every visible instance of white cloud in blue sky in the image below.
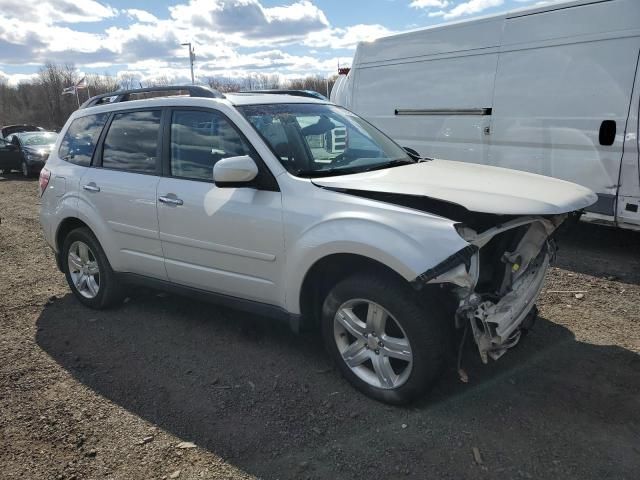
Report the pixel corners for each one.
[0,0,547,85]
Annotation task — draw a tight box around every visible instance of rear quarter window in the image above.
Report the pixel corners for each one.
[58,113,109,166]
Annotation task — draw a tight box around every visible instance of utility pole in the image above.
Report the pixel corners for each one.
[181,42,195,84]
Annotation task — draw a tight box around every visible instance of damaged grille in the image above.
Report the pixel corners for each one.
[475,225,529,297]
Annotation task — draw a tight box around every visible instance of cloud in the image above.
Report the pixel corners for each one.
[0,0,402,84]
[304,24,393,49]
[442,0,504,18]
[126,9,159,24]
[409,0,507,19]
[169,0,329,40]
[410,0,449,8]
[0,0,116,24]
[0,69,39,86]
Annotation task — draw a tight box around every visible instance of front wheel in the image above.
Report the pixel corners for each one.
[21,161,31,177]
[322,273,447,404]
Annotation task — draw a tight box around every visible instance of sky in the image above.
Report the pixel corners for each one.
[0,0,556,86]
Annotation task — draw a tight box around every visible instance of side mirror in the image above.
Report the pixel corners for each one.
[213,155,259,188]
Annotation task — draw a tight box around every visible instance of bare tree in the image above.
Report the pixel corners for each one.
[117,72,141,90]
[38,62,78,128]
[0,66,340,132]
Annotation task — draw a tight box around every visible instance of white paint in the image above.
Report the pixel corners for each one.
[41,90,595,317]
[331,0,640,228]
[312,160,596,215]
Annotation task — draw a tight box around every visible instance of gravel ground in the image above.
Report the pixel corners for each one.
[1,173,639,480]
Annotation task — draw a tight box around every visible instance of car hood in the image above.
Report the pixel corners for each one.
[311,160,597,215]
[23,145,54,156]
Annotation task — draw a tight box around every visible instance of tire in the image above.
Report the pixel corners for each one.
[21,160,31,177]
[62,227,123,309]
[321,272,447,404]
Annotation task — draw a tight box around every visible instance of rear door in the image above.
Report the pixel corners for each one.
[156,108,284,305]
[78,108,166,279]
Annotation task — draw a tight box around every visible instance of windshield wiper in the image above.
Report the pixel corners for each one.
[296,158,416,178]
[360,158,416,172]
[295,167,363,178]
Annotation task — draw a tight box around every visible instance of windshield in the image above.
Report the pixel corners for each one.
[18,132,57,146]
[237,103,414,177]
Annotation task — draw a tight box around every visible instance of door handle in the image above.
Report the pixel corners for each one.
[82,183,100,192]
[158,195,184,206]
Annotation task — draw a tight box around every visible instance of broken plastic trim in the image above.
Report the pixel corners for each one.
[413,244,478,285]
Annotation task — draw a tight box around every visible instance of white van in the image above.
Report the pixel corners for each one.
[331,0,640,230]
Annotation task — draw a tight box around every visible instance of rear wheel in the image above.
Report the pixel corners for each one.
[322,273,447,404]
[62,227,123,309]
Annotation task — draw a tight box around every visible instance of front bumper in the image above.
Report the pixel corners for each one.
[417,215,563,363]
[465,248,549,362]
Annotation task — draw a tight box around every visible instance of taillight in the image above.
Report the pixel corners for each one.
[39,167,51,196]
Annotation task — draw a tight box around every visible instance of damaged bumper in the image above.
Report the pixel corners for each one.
[416,215,563,363]
[464,247,549,362]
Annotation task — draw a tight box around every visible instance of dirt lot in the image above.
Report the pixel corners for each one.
[1,174,639,480]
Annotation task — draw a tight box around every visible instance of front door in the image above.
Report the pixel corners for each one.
[0,138,21,171]
[156,108,284,306]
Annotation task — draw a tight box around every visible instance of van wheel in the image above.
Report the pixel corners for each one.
[322,273,447,404]
[62,227,123,309]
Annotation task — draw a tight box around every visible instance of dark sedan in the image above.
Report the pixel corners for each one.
[1,124,44,139]
[0,131,57,177]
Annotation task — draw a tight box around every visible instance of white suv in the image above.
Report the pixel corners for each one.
[39,86,596,404]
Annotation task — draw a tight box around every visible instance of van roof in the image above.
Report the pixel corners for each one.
[377,0,611,41]
[355,0,634,67]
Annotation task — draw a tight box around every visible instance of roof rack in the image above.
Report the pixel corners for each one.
[237,89,328,100]
[79,85,225,109]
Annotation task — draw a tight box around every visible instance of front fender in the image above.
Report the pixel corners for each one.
[283,215,469,314]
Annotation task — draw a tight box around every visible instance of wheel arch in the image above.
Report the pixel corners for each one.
[54,217,93,271]
[297,253,411,331]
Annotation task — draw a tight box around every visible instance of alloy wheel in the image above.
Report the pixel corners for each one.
[333,299,413,389]
[67,240,100,299]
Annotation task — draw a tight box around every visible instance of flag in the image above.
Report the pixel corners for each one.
[61,86,76,95]
[76,77,88,89]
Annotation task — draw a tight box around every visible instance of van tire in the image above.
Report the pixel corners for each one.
[321,273,447,404]
[62,227,123,309]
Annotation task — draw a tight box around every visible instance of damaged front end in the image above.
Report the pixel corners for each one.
[416,215,564,363]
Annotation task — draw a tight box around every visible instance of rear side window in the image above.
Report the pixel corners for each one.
[58,113,108,166]
[170,110,250,181]
[102,110,161,174]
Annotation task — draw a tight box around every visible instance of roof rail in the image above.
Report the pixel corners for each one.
[237,89,328,100]
[79,85,225,109]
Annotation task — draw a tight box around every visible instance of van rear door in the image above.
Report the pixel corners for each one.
[616,49,640,229]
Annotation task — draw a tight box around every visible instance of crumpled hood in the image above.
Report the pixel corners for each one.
[312,160,597,215]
